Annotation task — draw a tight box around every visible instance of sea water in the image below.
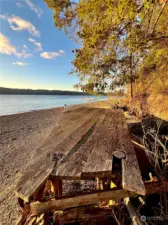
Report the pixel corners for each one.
[0,94,107,116]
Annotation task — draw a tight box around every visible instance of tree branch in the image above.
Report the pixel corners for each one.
[152,0,168,33]
[143,62,168,93]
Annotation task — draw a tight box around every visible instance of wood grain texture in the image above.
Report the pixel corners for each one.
[55,109,145,198]
[30,188,129,215]
[16,107,145,202]
[55,113,107,178]
[31,181,167,216]
[121,114,146,195]
[82,110,121,175]
[54,207,115,222]
[16,107,103,202]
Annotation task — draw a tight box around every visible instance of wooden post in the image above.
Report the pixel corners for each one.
[51,179,62,198]
[124,197,145,225]
[96,177,107,206]
[96,177,105,191]
[58,179,63,197]
[96,177,100,190]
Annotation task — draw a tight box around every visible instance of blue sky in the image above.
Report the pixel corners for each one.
[0,0,79,91]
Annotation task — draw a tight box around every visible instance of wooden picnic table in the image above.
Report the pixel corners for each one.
[16,106,145,204]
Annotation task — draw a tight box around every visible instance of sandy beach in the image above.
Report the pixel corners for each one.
[0,107,64,225]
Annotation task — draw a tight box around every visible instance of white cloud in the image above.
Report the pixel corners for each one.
[16,2,23,8]
[59,50,65,54]
[28,38,42,51]
[24,0,43,18]
[40,50,65,59]
[23,45,28,49]
[13,61,28,66]
[15,49,33,58]
[0,15,40,37]
[0,32,16,55]
[0,32,33,58]
[40,52,62,59]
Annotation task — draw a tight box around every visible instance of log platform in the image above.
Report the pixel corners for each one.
[15,106,164,225]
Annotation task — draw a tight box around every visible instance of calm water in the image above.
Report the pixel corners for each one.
[0,95,107,116]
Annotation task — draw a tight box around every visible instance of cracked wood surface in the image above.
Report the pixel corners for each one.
[16,107,103,202]
[16,107,145,203]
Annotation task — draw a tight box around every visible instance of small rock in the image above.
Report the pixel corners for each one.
[12,137,17,141]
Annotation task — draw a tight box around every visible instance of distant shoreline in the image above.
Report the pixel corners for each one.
[0,87,96,96]
[0,93,88,95]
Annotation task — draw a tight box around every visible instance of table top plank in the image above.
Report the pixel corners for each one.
[120,114,146,195]
[55,110,122,178]
[55,113,107,178]
[16,107,103,202]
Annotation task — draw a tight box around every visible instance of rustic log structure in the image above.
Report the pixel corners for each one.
[15,106,168,225]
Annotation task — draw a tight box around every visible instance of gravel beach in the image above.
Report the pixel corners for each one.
[0,107,64,225]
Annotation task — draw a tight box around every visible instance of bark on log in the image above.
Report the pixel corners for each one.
[30,189,129,216]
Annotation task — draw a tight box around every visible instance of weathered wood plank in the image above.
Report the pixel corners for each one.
[121,113,146,195]
[122,154,146,195]
[55,113,107,177]
[30,188,129,216]
[52,107,94,130]
[82,110,121,175]
[50,109,104,158]
[56,109,144,192]
[53,206,116,222]
[29,180,166,217]
[16,107,103,202]
[16,107,145,202]
[30,180,168,216]
[56,109,145,195]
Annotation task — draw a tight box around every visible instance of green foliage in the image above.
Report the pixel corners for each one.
[44,0,168,95]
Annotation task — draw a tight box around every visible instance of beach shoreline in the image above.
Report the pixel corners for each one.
[0,107,64,225]
[0,99,110,117]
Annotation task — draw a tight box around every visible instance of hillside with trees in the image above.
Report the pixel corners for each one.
[0,87,88,95]
[44,0,168,118]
